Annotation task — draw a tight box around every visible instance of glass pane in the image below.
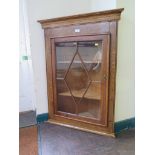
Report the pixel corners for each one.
[56,42,76,78]
[65,53,90,104]
[56,79,76,114]
[78,82,101,119]
[55,39,103,119]
[78,41,103,81]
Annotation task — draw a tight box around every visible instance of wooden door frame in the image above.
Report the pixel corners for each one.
[44,21,118,135]
[49,34,110,126]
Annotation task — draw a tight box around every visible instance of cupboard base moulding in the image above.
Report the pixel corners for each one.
[38,8,124,137]
[47,119,115,137]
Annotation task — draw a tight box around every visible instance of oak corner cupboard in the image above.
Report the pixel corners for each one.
[38,8,124,137]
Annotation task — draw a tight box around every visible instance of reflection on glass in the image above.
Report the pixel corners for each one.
[78,82,101,119]
[78,41,103,81]
[65,53,90,104]
[56,42,77,114]
[55,40,103,120]
[56,42,76,78]
[57,80,76,114]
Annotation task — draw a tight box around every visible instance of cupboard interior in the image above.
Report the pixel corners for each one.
[55,40,104,120]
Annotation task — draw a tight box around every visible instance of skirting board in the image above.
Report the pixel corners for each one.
[114,117,135,134]
[36,113,135,134]
[37,113,48,123]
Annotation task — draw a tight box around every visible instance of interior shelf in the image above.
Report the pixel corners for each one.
[58,88,100,100]
[57,61,101,63]
[78,111,98,118]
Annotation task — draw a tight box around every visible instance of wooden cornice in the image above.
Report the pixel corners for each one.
[38,8,124,29]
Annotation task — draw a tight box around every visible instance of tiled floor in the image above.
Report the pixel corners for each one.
[19,111,37,128]
[19,122,135,155]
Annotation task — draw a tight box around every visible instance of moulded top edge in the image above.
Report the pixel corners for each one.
[37,8,124,25]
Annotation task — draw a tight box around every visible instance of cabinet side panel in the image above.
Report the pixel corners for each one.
[108,22,118,131]
[44,30,54,118]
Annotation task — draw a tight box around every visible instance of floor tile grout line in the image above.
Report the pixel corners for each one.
[36,122,134,155]
[19,123,37,129]
[37,123,42,155]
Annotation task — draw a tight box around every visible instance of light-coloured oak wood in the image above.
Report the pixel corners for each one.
[39,8,124,137]
[47,119,115,137]
[58,87,100,100]
[38,8,124,28]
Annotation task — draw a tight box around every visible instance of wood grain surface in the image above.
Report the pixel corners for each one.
[19,126,38,155]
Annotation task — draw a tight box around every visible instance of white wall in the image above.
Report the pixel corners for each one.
[91,0,116,11]
[115,0,135,121]
[26,0,92,115]
[90,0,135,122]
[19,0,36,112]
[25,0,135,122]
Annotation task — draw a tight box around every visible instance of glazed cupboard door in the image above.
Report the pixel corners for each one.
[52,35,110,126]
